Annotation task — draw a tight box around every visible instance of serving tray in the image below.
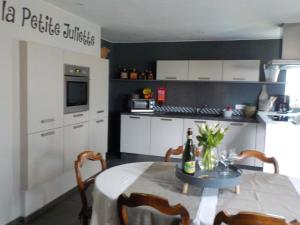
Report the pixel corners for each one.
[176,163,242,189]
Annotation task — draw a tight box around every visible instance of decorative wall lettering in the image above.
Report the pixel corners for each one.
[0,0,96,46]
[2,0,15,23]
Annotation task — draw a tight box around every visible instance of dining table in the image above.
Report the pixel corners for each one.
[90,161,300,225]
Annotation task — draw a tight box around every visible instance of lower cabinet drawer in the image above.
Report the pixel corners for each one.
[89,117,108,157]
[63,122,89,171]
[26,128,63,189]
[63,111,89,126]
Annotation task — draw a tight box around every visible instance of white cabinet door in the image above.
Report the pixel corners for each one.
[89,58,109,120]
[183,119,217,145]
[89,117,108,158]
[121,115,151,155]
[156,60,188,80]
[222,60,260,81]
[24,42,64,134]
[63,122,89,171]
[27,128,63,189]
[63,111,89,126]
[63,50,89,67]
[188,60,223,81]
[218,121,257,166]
[150,117,184,156]
[264,125,299,177]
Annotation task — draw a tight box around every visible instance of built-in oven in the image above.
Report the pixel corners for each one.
[64,64,89,114]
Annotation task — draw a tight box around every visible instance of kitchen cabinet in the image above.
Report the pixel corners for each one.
[188,60,223,81]
[150,117,184,156]
[63,50,90,67]
[26,128,63,189]
[63,122,89,171]
[183,119,258,166]
[120,115,151,155]
[89,117,108,157]
[264,124,299,177]
[156,60,189,80]
[218,121,257,166]
[222,60,260,81]
[183,119,217,144]
[63,111,89,126]
[20,41,64,134]
[89,57,109,120]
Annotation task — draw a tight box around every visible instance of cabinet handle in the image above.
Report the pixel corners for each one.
[73,113,84,118]
[230,123,244,126]
[197,77,210,80]
[41,131,55,137]
[233,77,246,81]
[194,120,206,124]
[41,118,55,123]
[96,119,104,123]
[97,110,104,114]
[161,118,172,121]
[73,124,84,129]
[129,116,140,119]
[165,77,177,80]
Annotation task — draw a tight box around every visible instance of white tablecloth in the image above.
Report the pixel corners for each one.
[90,162,300,225]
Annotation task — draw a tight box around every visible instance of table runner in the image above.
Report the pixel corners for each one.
[124,162,203,225]
[216,171,300,221]
[90,162,300,225]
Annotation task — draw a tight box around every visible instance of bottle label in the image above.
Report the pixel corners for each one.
[184,161,196,174]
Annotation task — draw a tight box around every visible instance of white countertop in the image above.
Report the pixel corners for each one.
[257,111,300,127]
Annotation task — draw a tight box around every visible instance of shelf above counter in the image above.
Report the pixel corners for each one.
[111,78,286,85]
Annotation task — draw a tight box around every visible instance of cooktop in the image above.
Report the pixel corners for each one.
[268,115,294,122]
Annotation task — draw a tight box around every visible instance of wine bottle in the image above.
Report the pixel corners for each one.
[182,128,196,175]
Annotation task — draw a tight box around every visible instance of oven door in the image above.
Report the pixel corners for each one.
[64,76,89,114]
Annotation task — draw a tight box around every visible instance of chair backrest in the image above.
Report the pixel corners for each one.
[213,211,299,225]
[164,146,201,162]
[74,150,107,209]
[237,150,279,174]
[117,193,190,225]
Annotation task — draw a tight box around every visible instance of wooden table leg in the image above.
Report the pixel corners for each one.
[182,183,189,194]
[235,185,240,194]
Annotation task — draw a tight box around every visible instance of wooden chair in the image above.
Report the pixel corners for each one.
[117,193,190,225]
[213,210,300,225]
[237,150,279,174]
[164,146,201,162]
[74,150,107,225]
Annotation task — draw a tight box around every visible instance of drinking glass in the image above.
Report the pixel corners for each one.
[219,148,237,176]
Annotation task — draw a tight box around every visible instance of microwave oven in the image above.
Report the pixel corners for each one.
[64,64,89,114]
[129,99,155,112]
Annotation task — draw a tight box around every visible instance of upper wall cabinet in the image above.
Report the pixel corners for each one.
[188,60,223,81]
[89,57,109,120]
[63,51,89,66]
[20,41,64,134]
[222,60,260,82]
[157,60,188,80]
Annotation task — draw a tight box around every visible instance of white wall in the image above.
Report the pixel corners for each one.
[0,0,101,224]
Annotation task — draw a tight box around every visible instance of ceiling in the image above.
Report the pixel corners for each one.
[45,0,300,43]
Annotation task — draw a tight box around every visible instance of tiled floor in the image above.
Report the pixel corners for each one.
[20,154,165,225]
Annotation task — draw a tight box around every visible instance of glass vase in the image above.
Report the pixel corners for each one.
[201,147,217,171]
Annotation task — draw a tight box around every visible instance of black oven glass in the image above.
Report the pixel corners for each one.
[66,81,88,106]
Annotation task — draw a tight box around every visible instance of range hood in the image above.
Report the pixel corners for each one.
[267,23,300,70]
[267,59,300,70]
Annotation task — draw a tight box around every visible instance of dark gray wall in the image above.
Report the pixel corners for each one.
[102,39,285,156]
